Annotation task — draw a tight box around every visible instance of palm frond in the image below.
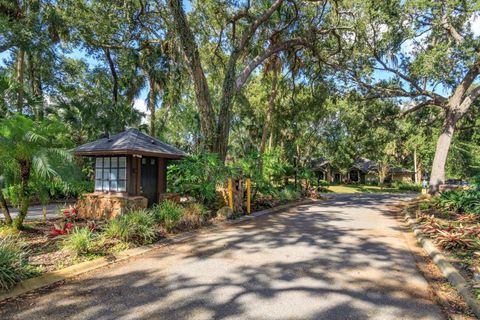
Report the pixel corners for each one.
[32,154,58,179]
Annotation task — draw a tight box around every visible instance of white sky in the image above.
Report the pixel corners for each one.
[133,99,148,124]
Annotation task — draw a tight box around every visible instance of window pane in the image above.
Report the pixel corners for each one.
[111,157,118,168]
[103,180,109,190]
[103,157,110,168]
[119,157,126,167]
[110,180,118,191]
[109,170,117,181]
[142,158,146,165]
[103,168,110,180]
[95,180,102,191]
[118,180,126,192]
[95,168,103,179]
[151,159,156,165]
[119,168,126,179]
[95,158,103,168]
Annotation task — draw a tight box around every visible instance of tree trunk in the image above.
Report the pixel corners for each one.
[27,52,44,120]
[0,190,12,226]
[258,69,278,176]
[148,76,156,136]
[16,48,25,114]
[429,110,459,194]
[168,0,216,152]
[215,52,240,160]
[13,160,31,230]
[260,66,278,156]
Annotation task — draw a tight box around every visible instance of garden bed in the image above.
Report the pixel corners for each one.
[0,194,309,293]
[404,195,480,305]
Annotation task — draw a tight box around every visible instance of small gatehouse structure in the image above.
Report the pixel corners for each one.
[74,128,186,219]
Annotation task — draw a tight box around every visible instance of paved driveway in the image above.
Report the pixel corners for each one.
[1,194,444,319]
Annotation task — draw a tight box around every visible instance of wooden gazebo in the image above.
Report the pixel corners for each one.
[74,128,186,218]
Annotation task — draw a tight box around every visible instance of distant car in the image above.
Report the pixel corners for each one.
[445,179,469,186]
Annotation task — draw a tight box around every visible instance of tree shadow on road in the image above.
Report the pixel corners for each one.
[0,198,442,320]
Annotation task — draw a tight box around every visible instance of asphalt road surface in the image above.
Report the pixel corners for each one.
[1,194,444,319]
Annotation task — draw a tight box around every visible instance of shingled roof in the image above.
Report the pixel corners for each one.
[74,128,187,159]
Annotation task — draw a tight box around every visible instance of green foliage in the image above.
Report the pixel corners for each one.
[391,181,422,192]
[0,115,74,229]
[151,200,184,232]
[0,236,33,291]
[317,180,329,187]
[44,179,93,199]
[168,154,230,206]
[104,210,156,245]
[436,189,480,214]
[278,187,301,202]
[418,201,430,211]
[184,202,209,218]
[62,227,97,257]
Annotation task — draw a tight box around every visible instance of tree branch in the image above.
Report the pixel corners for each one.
[235,38,307,91]
[237,0,284,51]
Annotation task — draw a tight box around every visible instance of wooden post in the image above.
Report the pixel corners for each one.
[228,178,233,209]
[414,148,418,184]
[246,178,251,214]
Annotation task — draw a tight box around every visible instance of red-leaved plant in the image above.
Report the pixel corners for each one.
[50,222,74,237]
[63,205,78,219]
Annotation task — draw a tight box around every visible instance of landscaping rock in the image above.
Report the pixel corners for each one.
[217,206,234,219]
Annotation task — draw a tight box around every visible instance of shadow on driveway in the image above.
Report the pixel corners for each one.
[1,194,443,320]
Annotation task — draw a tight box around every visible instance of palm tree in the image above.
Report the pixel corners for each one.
[0,115,72,230]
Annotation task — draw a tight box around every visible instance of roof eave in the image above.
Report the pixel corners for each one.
[74,149,186,159]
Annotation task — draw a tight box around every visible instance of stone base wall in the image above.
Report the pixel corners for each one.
[159,193,181,204]
[76,193,148,220]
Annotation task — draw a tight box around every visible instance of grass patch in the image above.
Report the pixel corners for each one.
[326,184,417,194]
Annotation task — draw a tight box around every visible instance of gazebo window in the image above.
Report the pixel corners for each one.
[95,157,127,192]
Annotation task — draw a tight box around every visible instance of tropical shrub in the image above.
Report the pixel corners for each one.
[168,153,230,206]
[151,200,184,232]
[392,181,422,192]
[0,115,74,230]
[62,227,97,257]
[0,236,33,291]
[46,179,94,199]
[105,210,156,245]
[435,230,475,250]
[436,189,480,214]
[278,187,301,202]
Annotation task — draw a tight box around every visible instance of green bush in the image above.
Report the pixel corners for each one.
[436,189,480,214]
[0,236,33,291]
[104,210,156,245]
[392,181,422,192]
[62,227,97,257]
[317,180,329,187]
[418,201,430,210]
[185,202,209,218]
[151,200,184,232]
[179,202,209,229]
[168,153,230,206]
[278,187,301,202]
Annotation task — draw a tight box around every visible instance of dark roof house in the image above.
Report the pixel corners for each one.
[74,128,187,209]
[74,128,187,159]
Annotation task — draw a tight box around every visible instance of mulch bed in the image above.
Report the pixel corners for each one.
[2,196,294,277]
[402,198,480,318]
